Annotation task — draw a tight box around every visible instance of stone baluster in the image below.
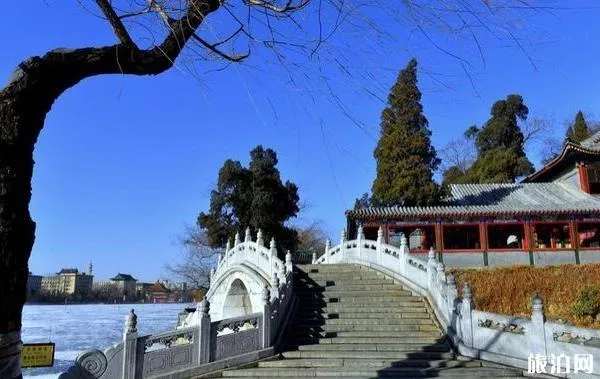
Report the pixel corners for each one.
[245,227,252,243]
[285,250,293,275]
[234,232,241,247]
[324,239,331,264]
[270,271,280,301]
[257,229,264,247]
[312,251,317,264]
[399,235,408,274]
[528,293,547,357]
[279,265,286,291]
[437,262,447,298]
[198,298,211,364]
[269,238,277,259]
[460,283,474,347]
[377,226,384,265]
[446,274,458,317]
[262,286,272,348]
[427,247,437,291]
[122,309,139,379]
[357,225,364,259]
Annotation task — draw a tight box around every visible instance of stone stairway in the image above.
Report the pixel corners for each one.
[217,264,526,378]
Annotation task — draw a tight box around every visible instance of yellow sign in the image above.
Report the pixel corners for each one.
[21,343,55,368]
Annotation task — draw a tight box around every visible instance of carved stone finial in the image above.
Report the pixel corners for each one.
[340,229,346,243]
[400,235,407,247]
[125,309,137,333]
[437,261,445,273]
[312,252,317,264]
[270,237,276,250]
[234,232,241,246]
[462,282,472,300]
[377,227,384,242]
[286,250,292,264]
[447,274,456,289]
[245,227,252,243]
[325,239,331,250]
[428,247,436,261]
[225,239,231,252]
[272,272,280,288]
[199,297,210,315]
[357,225,364,240]
[262,286,270,303]
[532,293,544,313]
[257,229,264,246]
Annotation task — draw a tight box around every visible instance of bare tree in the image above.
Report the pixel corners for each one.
[0,1,556,376]
[165,226,222,289]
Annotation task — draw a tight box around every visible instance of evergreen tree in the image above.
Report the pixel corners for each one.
[446,94,534,184]
[353,193,371,210]
[198,146,299,254]
[371,59,441,206]
[566,111,591,143]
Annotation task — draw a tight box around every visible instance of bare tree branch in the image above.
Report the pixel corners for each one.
[95,0,136,46]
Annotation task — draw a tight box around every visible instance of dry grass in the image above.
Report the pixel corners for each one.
[450,264,600,328]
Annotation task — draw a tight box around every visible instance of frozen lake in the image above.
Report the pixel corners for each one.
[22,303,194,379]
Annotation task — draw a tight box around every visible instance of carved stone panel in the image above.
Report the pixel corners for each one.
[215,329,260,361]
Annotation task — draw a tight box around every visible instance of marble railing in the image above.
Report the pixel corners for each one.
[315,226,600,378]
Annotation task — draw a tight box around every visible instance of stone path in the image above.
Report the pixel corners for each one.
[214,264,527,378]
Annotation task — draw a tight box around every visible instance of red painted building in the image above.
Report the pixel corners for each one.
[347,132,600,267]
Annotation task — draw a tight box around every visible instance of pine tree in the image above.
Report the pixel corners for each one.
[198,146,299,253]
[566,111,591,143]
[371,59,441,206]
[446,94,534,184]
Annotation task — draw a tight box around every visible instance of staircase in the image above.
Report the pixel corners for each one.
[218,264,525,378]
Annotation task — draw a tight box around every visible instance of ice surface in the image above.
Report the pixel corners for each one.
[22,303,195,379]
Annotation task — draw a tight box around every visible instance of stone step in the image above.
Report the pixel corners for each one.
[295,278,394,286]
[296,312,432,320]
[298,264,370,272]
[295,343,451,352]
[221,366,523,377]
[293,323,439,332]
[296,306,428,316]
[288,330,443,338]
[295,284,407,292]
[282,350,455,360]
[297,317,435,325]
[258,358,486,369]
[296,289,413,298]
[299,296,423,304]
[314,336,444,344]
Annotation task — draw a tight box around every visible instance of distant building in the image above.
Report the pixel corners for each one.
[135,282,154,301]
[93,273,138,301]
[27,272,42,297]
[40,268,93,295]
[149,281,170,303]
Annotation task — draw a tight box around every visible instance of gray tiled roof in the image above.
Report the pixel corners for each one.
[580,130,600,150]
[348,183,600,219]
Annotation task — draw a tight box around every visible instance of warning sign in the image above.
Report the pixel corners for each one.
[21,343,55,368]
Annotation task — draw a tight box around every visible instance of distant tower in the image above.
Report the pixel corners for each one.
[88,262,93,276]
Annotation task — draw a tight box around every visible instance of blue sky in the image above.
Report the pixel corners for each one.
[4,1,600,282]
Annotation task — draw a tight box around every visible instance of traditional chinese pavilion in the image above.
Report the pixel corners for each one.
[346,132,600,267]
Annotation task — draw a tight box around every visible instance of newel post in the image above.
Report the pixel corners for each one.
[122,309,139,379]
[427,247,437,291]
[312,251,317,264]
[460,283,474,348]
[377,227,383,265]
[447,274,458,318]
[198,298,211,364]
[324,239,331,264]
[357,224,364,259]
[270,271,280,301]
[257,229,264,247]
[399,235,408,274]
[285,250,293,274]
[262,287,272,348]
[244,227,252,243]
[528,293,547,357]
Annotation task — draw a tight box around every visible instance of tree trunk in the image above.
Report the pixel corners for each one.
[0,85,48,378]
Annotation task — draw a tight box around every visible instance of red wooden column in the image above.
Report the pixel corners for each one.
[578,163,591,193]
[479,221,488,251]
[434,221,443,252]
